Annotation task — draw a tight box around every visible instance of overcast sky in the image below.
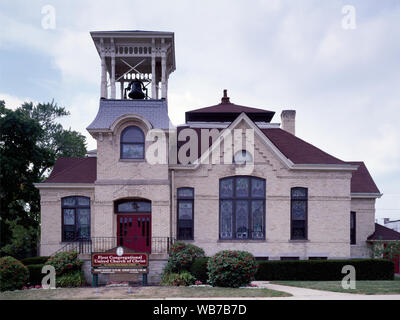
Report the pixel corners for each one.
[0,0,399,222]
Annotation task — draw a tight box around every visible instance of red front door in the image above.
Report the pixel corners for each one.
[117,214,151,253]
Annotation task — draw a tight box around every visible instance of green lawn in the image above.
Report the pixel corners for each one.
[272,279,400,295]
[0,286,291,300]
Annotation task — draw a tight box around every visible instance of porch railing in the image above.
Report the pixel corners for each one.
[51,236,175,256]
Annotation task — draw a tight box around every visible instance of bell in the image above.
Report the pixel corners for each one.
[128,79,145,99]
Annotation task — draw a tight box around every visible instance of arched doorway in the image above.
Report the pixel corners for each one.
[114,199,151,253]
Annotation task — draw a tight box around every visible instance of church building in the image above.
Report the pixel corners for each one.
[36,30,389,282]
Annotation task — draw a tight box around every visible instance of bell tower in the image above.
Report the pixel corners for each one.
[90,30,176,100]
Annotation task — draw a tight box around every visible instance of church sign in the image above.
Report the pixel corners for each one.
[91,247,148,275]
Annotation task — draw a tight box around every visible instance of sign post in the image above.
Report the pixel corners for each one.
[91,246,149,287]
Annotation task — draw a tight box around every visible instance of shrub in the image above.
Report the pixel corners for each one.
[190,257,209,283]
[0,256,29,291]
[45,251,83,276]
[207,250,258,288]
[164,242,205,273]
[26,264,45,285]
[255,259,394,281]
[21,256,50,265]
[56,270,86,287]
[161,271,195,286]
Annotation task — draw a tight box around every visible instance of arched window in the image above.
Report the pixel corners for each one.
[291,187,308,240]
[233,150,253,164]
[120,126,145,159]
[62,196,90,241]
[177,188,194,240]
[219,176,265,240]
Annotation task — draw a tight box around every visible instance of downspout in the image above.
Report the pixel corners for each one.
[170,169,175,242]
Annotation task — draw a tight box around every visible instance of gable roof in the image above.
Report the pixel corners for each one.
[347,161,380,194]
[261,128,347,165]
[368,223,400,241]
[186,90,275,123]
[44,157,97,183]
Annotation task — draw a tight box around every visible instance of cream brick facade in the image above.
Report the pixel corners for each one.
[37,113,378,260]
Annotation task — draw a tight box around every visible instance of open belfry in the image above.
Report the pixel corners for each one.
[91,30,175,100]
[36,30,392,284]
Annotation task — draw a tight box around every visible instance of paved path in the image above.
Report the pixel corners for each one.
[251,281,400,300]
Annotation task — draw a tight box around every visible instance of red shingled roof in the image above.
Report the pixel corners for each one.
[368,223,400,241]
[347,161,380,194]
[44,157,97,183]
[262,128,347,165]
[42,130,379,196]
[186,90,275,123]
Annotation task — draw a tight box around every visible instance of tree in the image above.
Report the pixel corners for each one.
[0,100,87,258]
[369,240,400,261]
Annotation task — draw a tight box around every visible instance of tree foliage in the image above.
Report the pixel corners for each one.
[0,100,87,258]
[369,240,400,261]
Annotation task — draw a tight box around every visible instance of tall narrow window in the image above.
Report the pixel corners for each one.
[177,188,194,240]
[350,211,356,245]
[120,126,145,159]
[62,196,91,241]
[219,176,266,240]
[291,187,308,240]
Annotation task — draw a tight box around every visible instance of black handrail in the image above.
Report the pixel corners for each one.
[51,237,175,255]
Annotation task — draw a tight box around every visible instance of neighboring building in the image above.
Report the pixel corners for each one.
[384,219,400,233]
[35,30,396,282]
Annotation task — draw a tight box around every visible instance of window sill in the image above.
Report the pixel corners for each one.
[218,239,266,243]
[288,239,310,243]
[119,159,145,162]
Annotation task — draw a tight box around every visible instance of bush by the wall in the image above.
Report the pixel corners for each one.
[45,251,82,276]
[190,257,209,283]
[208,250,258,288]
[56,270,85,287]
[21,256,50,265]
[0,256,29,291]
[26,264,45,285]
[255,259,394,281]
[164,242,205,274]
[161,271,195,286]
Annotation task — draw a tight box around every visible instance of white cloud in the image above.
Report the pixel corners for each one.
[0,93,36,109]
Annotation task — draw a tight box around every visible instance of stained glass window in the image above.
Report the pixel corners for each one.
[251,178,265,198]
[177,188,194,240]
[120,126,145,159]
[291,187,308,240]
[350,211,356,245]
[236,177,249,198]
[219,177,266,240]
[117,200,151,213]
[236,201,249,239]
[220,178,234,198]
[220,200,233,239]
[177,188,194,198]
[62,197,90,241]
[252,200,264,239]
[63,209,75,225]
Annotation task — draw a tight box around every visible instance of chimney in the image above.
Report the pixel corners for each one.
[281,110,296,135]
[384,218,390,225]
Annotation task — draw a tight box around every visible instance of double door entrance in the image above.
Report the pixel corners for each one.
[117,214,151,253]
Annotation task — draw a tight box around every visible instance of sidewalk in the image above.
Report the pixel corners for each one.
[251,281,400,300]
